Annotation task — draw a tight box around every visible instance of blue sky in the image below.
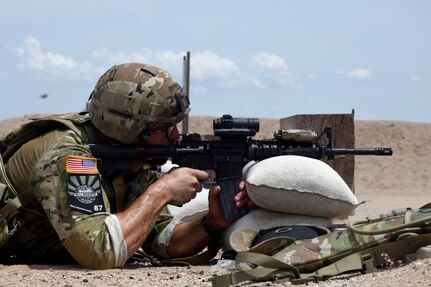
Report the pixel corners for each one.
[1,1,430,122]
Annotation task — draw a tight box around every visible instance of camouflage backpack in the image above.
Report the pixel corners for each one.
[211,203,431,286]
[0,112,91,249]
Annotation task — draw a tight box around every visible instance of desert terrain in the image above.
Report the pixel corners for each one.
[0,114,430,287]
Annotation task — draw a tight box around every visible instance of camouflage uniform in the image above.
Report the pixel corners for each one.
[1,113,172,269]
[1,63,190,269]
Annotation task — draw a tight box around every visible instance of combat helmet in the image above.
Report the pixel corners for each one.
[88,63,190,143]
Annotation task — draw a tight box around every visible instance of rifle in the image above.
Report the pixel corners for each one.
[88,115,393,221]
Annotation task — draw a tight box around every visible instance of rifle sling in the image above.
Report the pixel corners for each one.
[112,175,126,212]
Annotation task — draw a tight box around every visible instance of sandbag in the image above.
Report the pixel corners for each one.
[222,208,334,253]
[244,155,359,217]
[167,188,209,221]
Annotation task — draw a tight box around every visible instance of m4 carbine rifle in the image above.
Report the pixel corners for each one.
[89,115,393,221]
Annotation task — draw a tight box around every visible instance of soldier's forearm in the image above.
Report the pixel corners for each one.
[166,216,213,258]
[116,182,171,258]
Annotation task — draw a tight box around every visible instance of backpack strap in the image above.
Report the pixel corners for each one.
[293,233,431,284]
[211,233,431,287]
[161,239,221,266]
[0,152,22,203]
[112,175,126,212]
[0,197,21,223]
[0,152,22,216]
[348,208,431,235]
[0,152,22,248]
[130,239,221,267]
[211,251,300,287]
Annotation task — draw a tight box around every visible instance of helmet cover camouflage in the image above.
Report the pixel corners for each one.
[88,63,190,143]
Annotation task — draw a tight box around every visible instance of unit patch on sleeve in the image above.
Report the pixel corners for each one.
[66,174,106,214]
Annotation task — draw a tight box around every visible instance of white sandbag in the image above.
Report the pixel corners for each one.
[160,159,178,174]
[167,188,209,221]
[222,208,334,252]
[245,155,359,217]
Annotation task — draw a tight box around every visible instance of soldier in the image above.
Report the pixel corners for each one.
[0,63,251,269]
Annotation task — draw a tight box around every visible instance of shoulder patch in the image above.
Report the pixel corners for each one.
[67,174,106,214]
[66,155,98,174]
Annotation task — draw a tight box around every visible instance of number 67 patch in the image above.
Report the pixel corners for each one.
[66,174,106,214]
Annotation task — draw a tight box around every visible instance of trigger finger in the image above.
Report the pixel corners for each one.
[194,179,203,192]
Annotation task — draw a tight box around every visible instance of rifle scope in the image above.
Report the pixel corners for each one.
[213,114,259,137]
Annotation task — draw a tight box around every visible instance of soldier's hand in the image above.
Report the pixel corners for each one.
[160,167,209,206]
[234,181,254,210]
[206,180,254,231]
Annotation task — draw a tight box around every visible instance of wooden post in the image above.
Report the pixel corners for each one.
[182,51,190,134]
[279,110,356,193]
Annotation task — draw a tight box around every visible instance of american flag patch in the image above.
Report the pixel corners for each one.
[66,156,98,174]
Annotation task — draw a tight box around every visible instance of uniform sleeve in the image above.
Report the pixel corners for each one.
[30,129,126,269]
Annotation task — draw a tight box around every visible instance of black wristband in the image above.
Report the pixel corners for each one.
[202,215,221,239]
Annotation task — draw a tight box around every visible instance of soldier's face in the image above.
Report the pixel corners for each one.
[146,126,179,145]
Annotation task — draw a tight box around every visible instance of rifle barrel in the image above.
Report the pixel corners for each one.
[331,147,393,156]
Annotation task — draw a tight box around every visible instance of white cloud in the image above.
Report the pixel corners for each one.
[14,36,97,81]
[91,48,259,89]
[15,47,25,57]
[91,48,184,74]
[16,36,77,71]
[251,52,295,87]
[190,51,263,89]
[346,69,371,79]
[10,37,293,90]
[251,52,288,71]
[191,50,241,80]
[336,68,371,79]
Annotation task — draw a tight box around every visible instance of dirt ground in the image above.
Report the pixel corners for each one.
[0,114,430,287]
